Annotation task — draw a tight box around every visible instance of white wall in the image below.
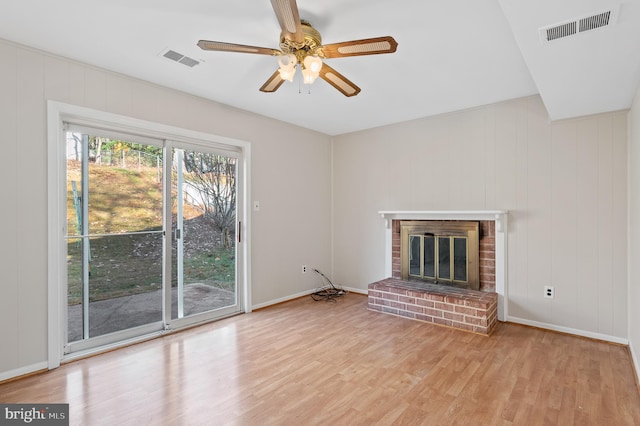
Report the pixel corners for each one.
[628,84,640,382]
[0,39,332,377]
[1,35,636,382]
[332,96,628,341]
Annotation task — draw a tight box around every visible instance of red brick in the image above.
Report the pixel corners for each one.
[416,299,435,308]
[368,297,381,306]
[455,323,476,332]
[368,277,497,335]
[435,302,455,312]
[465,316,488,326]
[388,287,408,295]
[415,314,433,323]
[399,295,415,304]
[454,305,477,316]
[381,293,399,301]
[407,304,424,314]
[399,310,415,319]
[480,283,496,292]
[480,273,495,281]
[388,301,406,310]
[425,308,443,318]
[474,326,489,334]
[427,294,445,302]
[443,312,465,322]
[433,317,452,327]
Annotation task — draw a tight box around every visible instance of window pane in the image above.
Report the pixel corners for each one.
[409,235,420,275]
[454,238,467,281]
[423,236,435,278]
[67,133,83,236]
[438,237,450,280]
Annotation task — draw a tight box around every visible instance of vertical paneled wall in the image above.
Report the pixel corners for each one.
[332,96,628,340]
[628,84,640,378]
[0,39,332,378]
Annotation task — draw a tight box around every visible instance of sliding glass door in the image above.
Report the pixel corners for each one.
[66,132,165,350]
[168,144,240,327]
[64,129,242,354]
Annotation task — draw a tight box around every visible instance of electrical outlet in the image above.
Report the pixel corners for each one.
[302,265,307,274]
[544,286,554,299]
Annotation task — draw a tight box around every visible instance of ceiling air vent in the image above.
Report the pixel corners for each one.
[579,11,611,32]
[545,21,577,41]
[539,7,618,43]
[160,48,201,68]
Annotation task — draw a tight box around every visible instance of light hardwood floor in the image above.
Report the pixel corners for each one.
[1,293,639,425]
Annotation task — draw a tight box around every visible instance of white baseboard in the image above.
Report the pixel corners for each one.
[507,316,629,345]
[251,285,366,310]
[0,361,48,383]
[251,289,316,310]
[342,286,367,295]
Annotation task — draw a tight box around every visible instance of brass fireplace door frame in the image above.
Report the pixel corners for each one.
[400,220,480,290]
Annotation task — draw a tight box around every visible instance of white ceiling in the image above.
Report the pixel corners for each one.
[0,0,639,135]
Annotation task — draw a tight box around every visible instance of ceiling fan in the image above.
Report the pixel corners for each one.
[197,0,398,97]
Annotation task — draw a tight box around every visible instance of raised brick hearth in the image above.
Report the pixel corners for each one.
[368,278,498,335]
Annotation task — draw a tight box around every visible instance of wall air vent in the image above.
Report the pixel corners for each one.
[539,7,618,43]
[160,48,201,67]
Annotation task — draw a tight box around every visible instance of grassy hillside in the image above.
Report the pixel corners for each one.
[67,160,164,235]
[67,162,234,305]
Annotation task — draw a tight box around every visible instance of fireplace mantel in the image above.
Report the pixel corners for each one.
[379,210,508,321]
[379,210,507,232]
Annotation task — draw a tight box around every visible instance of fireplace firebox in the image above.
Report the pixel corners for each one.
[400,221,480,290]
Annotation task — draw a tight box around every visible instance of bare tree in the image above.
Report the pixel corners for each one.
[183,152,236,248]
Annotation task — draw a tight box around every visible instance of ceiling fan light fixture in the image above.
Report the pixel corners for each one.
[277,53,297,69]
[301,67,319,84]
[301,55,322,84]
[303,55,322,73]
[278,66,296,82]
[197,2,397,96]
[277,53,297,81]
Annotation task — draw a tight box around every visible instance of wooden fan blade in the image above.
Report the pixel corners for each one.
[260,70,286,93]
[197,40,280,56]
[320,36,398,58]
[318,63,361,97]
[270,0,304,44]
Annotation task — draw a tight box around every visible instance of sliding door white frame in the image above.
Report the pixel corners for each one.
[47,101,252,369]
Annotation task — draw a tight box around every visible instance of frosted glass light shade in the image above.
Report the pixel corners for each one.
[278,53,297,69]
[302,68,318,84]
[303,55,322,73]
[278,66,296,82]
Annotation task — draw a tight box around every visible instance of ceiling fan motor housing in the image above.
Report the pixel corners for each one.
[280,20,324,62]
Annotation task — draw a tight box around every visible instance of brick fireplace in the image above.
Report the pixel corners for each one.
[369,211,507,335]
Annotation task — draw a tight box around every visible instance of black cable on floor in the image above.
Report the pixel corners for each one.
[310,268,347,302]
